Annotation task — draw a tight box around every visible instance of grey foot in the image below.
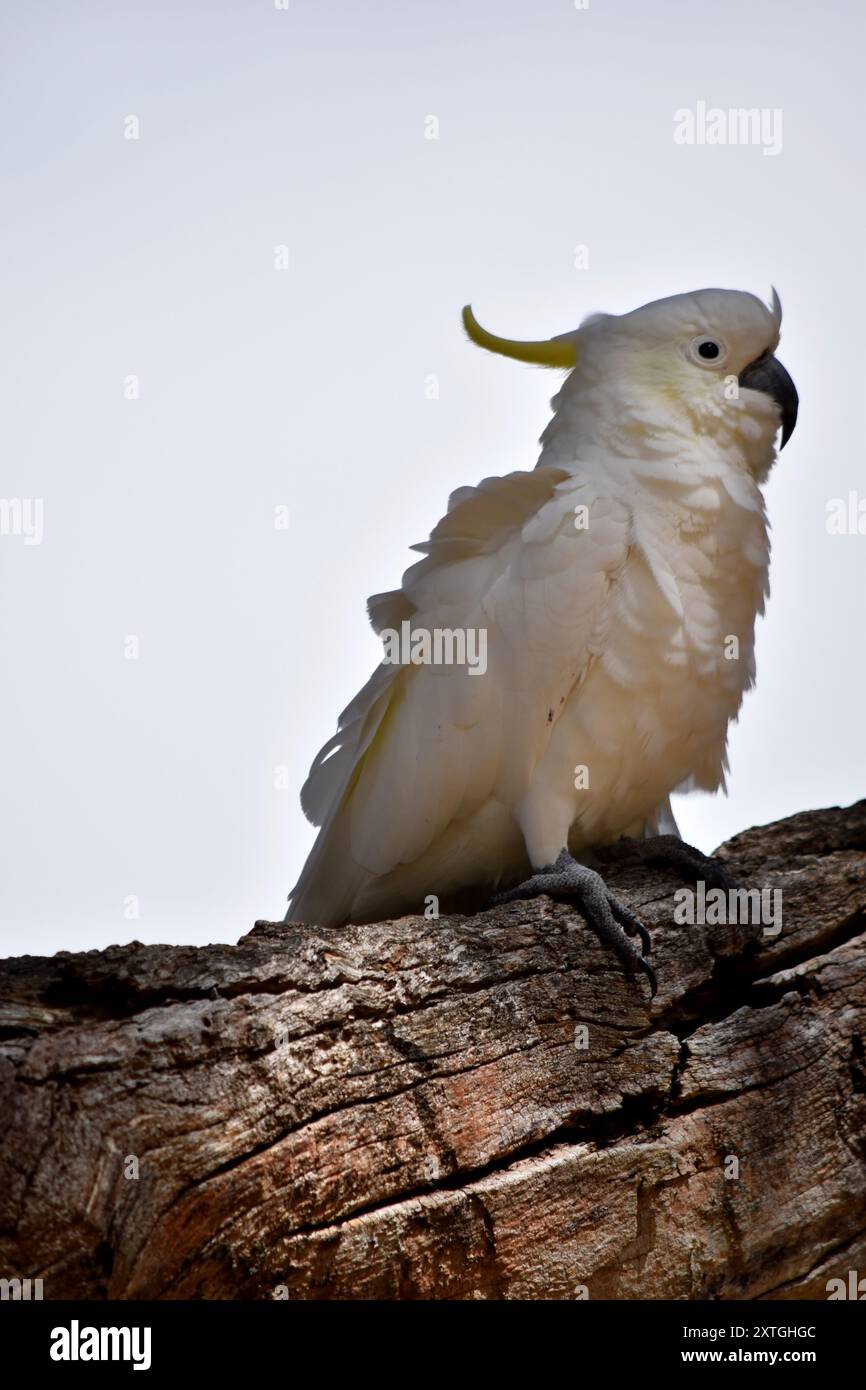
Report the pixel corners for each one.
[601,834,737,892]
[494,849,657,995]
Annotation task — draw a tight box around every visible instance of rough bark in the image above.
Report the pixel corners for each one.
[1,801,865,1301]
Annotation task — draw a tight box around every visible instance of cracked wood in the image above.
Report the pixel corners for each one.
[1,801,865,1299]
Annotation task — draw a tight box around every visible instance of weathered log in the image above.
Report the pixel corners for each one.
[1,801,865,1300]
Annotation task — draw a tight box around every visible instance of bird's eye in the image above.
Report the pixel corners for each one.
[689,336,727,366]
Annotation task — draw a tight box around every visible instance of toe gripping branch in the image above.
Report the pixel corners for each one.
[495,849,658,995]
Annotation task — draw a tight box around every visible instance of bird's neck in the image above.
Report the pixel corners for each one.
[536,373,780,486]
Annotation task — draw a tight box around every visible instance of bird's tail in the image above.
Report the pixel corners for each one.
[286,803,367,927]
[286,660,400,926]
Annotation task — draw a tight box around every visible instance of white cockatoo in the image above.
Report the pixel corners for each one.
[286,287,798,991]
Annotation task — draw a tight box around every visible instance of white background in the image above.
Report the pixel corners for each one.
[1,0,863,957]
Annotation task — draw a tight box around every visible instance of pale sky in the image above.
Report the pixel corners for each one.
[1,0,863,957]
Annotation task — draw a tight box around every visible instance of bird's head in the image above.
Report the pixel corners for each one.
[462,288,798,464]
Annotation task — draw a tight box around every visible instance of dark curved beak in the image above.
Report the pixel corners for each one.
[738,351,799,448]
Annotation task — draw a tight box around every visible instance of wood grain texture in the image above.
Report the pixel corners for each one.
[1,801,865,1300]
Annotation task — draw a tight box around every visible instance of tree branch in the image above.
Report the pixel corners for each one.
[2,801,865,1300]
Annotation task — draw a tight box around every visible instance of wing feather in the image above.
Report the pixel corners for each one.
[287,464,632,925]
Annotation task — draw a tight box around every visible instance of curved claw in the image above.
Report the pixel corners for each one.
[636,953,658,997]
[609,896,652,957]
